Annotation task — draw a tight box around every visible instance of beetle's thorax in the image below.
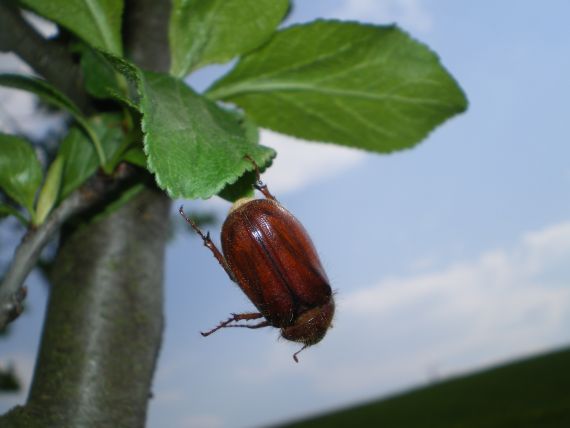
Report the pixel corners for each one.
[228,196,255,214]
[280,298,335,346]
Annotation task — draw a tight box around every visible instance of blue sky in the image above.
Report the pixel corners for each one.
[1,1,570,427]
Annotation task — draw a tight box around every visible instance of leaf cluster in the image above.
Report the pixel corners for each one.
[0,0,467,225]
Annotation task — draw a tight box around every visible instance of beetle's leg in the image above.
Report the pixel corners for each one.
[179,206,236,282]
[292,344,309,363]
[244,155,276,201]
[219,320,271,330]
[200,312,266,337]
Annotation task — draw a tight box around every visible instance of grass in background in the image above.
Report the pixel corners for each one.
[275,347,570,428]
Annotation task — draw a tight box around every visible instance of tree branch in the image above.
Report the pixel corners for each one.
[124,0,171,72]
[0,1,172,425]
[0,168,135,330]
[2,186,170,427]
[0,2,90,111]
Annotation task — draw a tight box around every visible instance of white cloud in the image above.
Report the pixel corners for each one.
[329,0,433,33]
[228,220,570,403]
[149,221,570,427]
[314,220,570,395]
[259,129,365,194]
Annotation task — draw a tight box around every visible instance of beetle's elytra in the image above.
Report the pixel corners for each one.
[179,158,334,362]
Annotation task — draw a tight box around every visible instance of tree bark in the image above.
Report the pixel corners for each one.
[0,0,172,426]
[3,188,170,427]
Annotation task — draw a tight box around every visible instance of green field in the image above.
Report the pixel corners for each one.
[274,347,570,428]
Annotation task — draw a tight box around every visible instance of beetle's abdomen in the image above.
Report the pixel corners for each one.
[221,199,331,327]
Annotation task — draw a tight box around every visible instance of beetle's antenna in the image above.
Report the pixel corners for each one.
[244,155,276,201]
[292,344,309,363]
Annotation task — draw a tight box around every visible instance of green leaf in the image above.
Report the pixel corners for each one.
[169,0,289,77]
[139,71,275,199]
[78,45,125,100]
[0,204,28,226]
[217,170,257,202]
[217,112,261,201]
[58,128,93,200]
[95,52,143,110]
[0,133,42,215]
[34,155,64,225]
[122,147,147,168]
[19,0,123,55]
[208,21,468,153]
[58,114,125,200]
[0,74,107,165]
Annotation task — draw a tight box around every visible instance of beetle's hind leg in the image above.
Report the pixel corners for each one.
[179,206,237,282]
[244,155,276,201]
[201,312,269,337]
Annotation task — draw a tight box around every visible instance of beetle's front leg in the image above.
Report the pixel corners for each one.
[244,155,276,201]
[179,206,236,282]
[201,312,268,337]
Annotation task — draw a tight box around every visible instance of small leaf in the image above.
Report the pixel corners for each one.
[139,71,275,199]
[58,128,94,200]
[122,147,147,168]
[58,114,125,200]
[96,52,143,109]
[78,44,125,99]
[0,366,21,392]
[169,0,289,77]
[34,155,64,225]
[208,21,468,153]
[217,170,256,202]
[19,0,124,55]
[0,74,107,165]
[0,133,42,215]
[102,52,141,86]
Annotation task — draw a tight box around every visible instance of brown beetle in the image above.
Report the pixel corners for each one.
[179,158,334,362]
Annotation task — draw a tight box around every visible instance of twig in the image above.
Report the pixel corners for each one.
[0,169,134,329]
[0,2,90,112]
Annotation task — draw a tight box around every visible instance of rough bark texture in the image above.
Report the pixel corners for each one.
[124,0,172,72]
[0,0,172,426]
[5,188,170,427]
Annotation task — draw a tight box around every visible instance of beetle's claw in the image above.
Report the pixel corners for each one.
[178,205,192,225]
[292,344,308,363]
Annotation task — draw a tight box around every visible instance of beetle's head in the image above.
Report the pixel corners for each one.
[281,298,335,361]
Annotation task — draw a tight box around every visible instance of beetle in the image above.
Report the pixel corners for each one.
[179,157,334,362]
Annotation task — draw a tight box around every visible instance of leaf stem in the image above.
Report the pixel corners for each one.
[82,122,108,167]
